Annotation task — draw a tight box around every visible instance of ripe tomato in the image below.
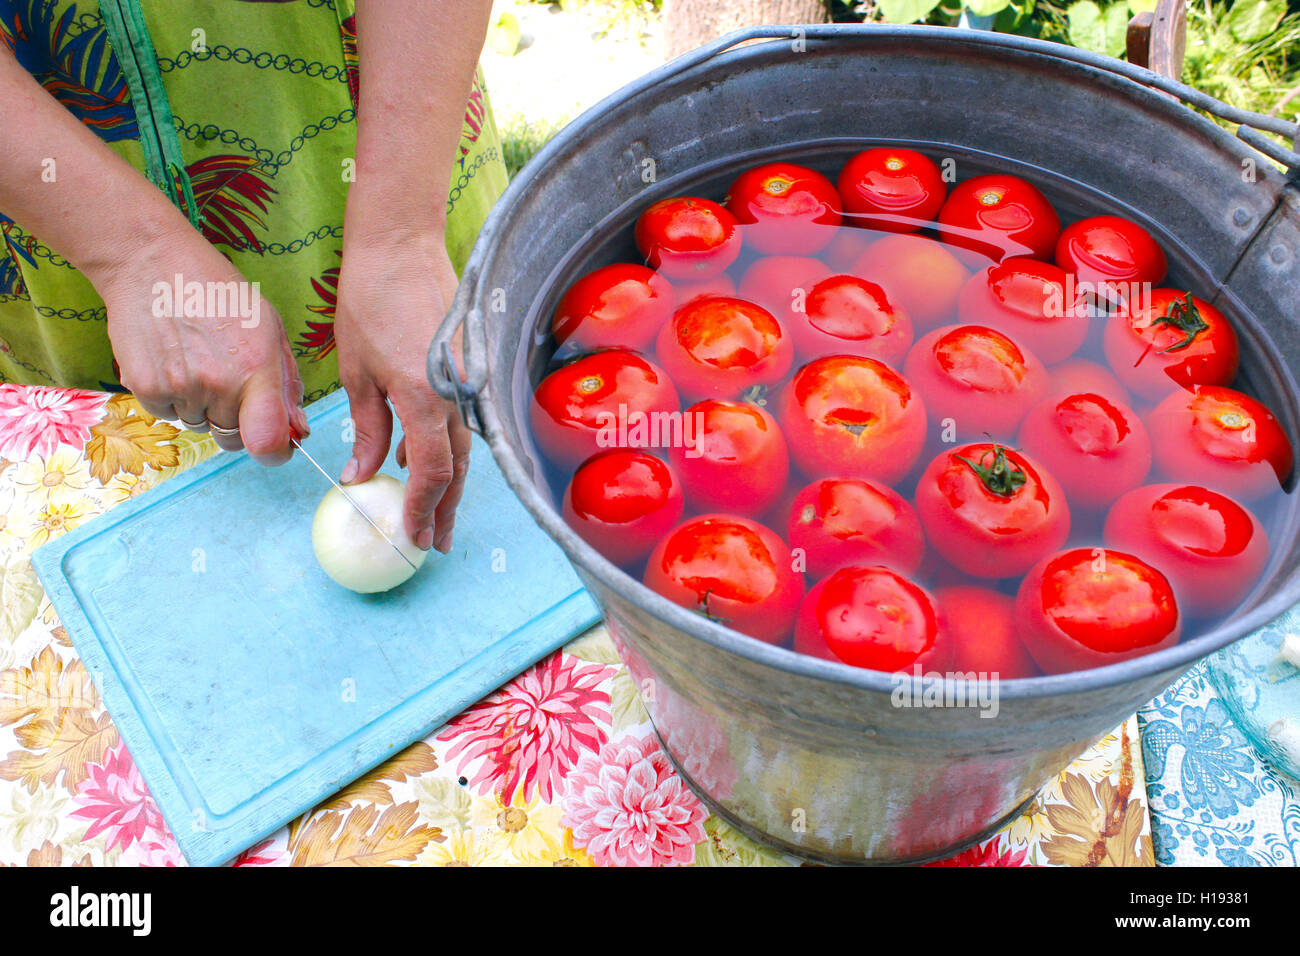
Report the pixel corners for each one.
[956,258,1089,364]
[1104,289,1240,400]
[1017,391,1152,510]
[936,586,1039,679]
[529,350,680,471]
[643,514,804,645]
[562,450,685,568]
[634,196,742,279]
[836,147,947,233]
[736,255,832,320]
[794,566,952,672]
[725,161,841,255]
[787,274,913,365]
[903,325,1048,439]
[778,355,928,484]
[552,263,675,353]
[786,477,925,580]
[852,234,969,331]
[915,443,1070,578]
[1103,483,1268,618]
[668,400,789,517]
[1054,215,1167,298]
[671,271,737,307]
[822,226,877,273]
[654,296,794,401]
[1049,358,1130,403]
[937,174,1061,263]
[1148,385,1294,500]
[1016,548,1181,674]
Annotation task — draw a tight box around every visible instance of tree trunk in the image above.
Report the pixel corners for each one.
[663,0,830,61]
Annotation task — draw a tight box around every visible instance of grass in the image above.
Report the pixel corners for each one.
[499,112,574,178]
[1183,0,1300,118]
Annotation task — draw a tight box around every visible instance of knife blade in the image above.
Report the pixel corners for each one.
[291,436,420,572]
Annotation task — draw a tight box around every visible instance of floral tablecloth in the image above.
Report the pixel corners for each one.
[0,383,1185,866]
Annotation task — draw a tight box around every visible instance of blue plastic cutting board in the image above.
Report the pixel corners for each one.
[31,390,599,866]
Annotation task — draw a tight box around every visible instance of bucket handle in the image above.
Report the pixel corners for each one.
[665,24,1300,174]
[428,257,488,434]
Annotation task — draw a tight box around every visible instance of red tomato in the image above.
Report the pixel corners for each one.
[668,400,789,517]
[852,234,970,331]
[634,196,742,279]
[956,258,1089,364]
[671,271,737,307]
[794,566,952,672]
[1016,548,1181,674]
[915,443,1070,578]
[529,350,680,472]
[778,355,928,484]
[1148,385,1294,500]
[552,264,675,353]
[562,451,685,568]
[903,325,1048,439]
[936,586,1039,678]
[654,296,794,401]
[1049,359,1130,403]
[1103,483,1268,618]
[725,162,841,255]
[786,477,925,580]
[1104,289,1240,400]
[836,147,947,233]
[786,274,913,365]
[737,255,832,320]
[1054,215,1167,299]
[1017,392,1152,510]
[937,174,1061,263]
[822,226,877,273]
[643,514,804,645]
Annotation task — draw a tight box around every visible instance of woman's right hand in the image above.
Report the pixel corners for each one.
[97,227,309,463]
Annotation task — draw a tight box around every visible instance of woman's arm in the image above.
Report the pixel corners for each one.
[335,0,494,553]
[0,47,306,461]
[0,46,191,293]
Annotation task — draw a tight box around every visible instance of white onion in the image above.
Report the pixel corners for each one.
[311,474,427,593]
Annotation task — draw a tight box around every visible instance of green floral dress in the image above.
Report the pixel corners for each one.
[0,0,508,402]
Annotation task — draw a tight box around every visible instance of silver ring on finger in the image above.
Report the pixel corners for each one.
[206,419,241,439]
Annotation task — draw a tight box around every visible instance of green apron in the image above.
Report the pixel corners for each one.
[0,0,508,402]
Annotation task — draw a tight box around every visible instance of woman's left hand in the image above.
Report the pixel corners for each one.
[333,229,471,554]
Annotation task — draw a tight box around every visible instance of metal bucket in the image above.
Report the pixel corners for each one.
[430,25,1300,863]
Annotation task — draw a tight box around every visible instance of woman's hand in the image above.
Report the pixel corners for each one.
[98,226,309,462]
[327,0,493,555]
[333,229,470,554]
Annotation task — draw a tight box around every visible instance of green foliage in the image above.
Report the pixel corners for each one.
[876,0,944,22]
[832,0,1300,125]
[500,112,572,179]
[1065,0,1130,55]
[488,11,524,56]
[1183,0,1300,119]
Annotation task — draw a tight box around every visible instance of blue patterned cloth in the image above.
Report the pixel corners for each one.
[1139,633,1300,865]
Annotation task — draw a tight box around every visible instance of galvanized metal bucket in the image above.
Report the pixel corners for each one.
[430,24,1300,863]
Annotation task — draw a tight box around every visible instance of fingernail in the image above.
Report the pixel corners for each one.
[340,457,358,484]
[417,527,434,551]
[434,526,453,553]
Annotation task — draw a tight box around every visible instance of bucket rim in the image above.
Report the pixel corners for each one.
[461,24,1300,702]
